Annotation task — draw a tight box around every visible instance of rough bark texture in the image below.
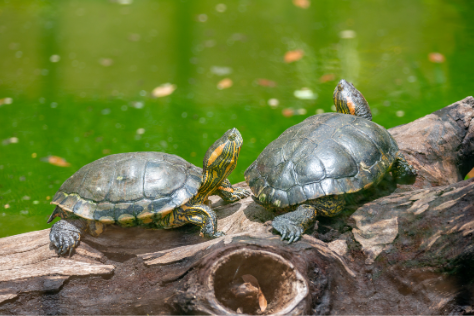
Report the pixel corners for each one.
[1,97,473,315]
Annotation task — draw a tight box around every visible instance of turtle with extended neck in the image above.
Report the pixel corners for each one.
[245,80,417,243]
[48,128,249,255]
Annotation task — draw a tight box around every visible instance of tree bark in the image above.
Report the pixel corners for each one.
[1,97,473,315]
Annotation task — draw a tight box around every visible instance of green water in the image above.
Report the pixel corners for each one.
[1,0,473,238]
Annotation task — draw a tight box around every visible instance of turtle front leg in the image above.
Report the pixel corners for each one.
[273,195,346,243]
[392,152,417,184]
[49,219,86,256]
[156,203,224,238]
[185,204,225,238]
[272,205,316,244]
[216,179,251,202]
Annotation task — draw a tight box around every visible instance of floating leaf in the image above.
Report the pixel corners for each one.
[128,33,140,42]
[296,108,307,115]
[268,98,279,107]
[257,78,276,87]
[152,83,177,98]
[2,137,18,145]
[284,50,304,63]
[294,88,317,100]
[282,108,294,117]
[319,73,336,83]
[211,66,232,76]
[99,58,113,67]
[43,156,71,167]
[217,78,233,90]
[339,30,356,39]
[293,0,310,9]
[0,97,13,106]
[428,52,445,63]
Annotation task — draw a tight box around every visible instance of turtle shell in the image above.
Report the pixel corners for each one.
[51,152,202,226]
[245,113,399,209]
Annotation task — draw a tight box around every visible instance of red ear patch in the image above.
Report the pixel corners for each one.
[345,97,356,115]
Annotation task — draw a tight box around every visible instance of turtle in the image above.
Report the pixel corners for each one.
[48,128,250,255]
[244,79,417,243]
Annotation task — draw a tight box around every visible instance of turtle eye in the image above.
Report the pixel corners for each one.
[337,84,343,91]
[228,133,237,141]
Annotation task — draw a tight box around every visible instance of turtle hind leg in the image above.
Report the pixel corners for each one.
[392,152,418,184]
[215,179,251,202]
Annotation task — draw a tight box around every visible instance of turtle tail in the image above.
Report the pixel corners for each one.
[47,206,63,223]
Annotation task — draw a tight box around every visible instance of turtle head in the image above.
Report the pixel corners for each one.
[198,128,243,200]
[333,79,372,121]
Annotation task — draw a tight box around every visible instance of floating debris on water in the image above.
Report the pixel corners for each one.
[316,108,324,114]
[99,58,113,66]
[331,105,337,111]
[136,128,145,135]
[293,0,310,9]
[257,78,276,87]
[42,156,71,167]
[211,66,232,76]
[50,54,60,62]
[4,204,10,209]
[284,49,304,63]
[217,78,233,90]
[428,52,445,63]
[319,73,336,83]
[339,30,356,39]
[296,108,307,115]
[20,210,28,215]
[128,33,140,42]
[197,14,208,22]
[0,97,13,106]
[22,196,30,200]
[132,101,144,109]
[282,108,294,117]
[268,98,279,107]
[294,87,317,100]
[396,110,405,117]
[2,137,19,145]
[152,83,176,98]
[215,3,227,12]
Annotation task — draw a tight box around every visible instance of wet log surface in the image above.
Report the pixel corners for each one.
[1,97,473,315]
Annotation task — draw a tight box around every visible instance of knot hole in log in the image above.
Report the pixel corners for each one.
[208,248,309,315]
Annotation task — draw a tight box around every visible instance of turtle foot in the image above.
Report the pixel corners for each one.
[219,187,251,202]
[49,220,81,256]
[272,217,304,244]
[213,231,226,238]
[229,187,251,201]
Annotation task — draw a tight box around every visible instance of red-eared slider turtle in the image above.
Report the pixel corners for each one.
[48,128,250,255]
[245,80,417,243]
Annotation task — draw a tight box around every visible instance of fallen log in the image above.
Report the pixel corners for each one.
[0,97,473,315]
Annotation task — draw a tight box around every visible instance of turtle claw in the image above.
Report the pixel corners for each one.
[230,188,251,201]
[50,220,81,256]
[272,217,304,244]
[218,187,251,202]
[213,231,226,237]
